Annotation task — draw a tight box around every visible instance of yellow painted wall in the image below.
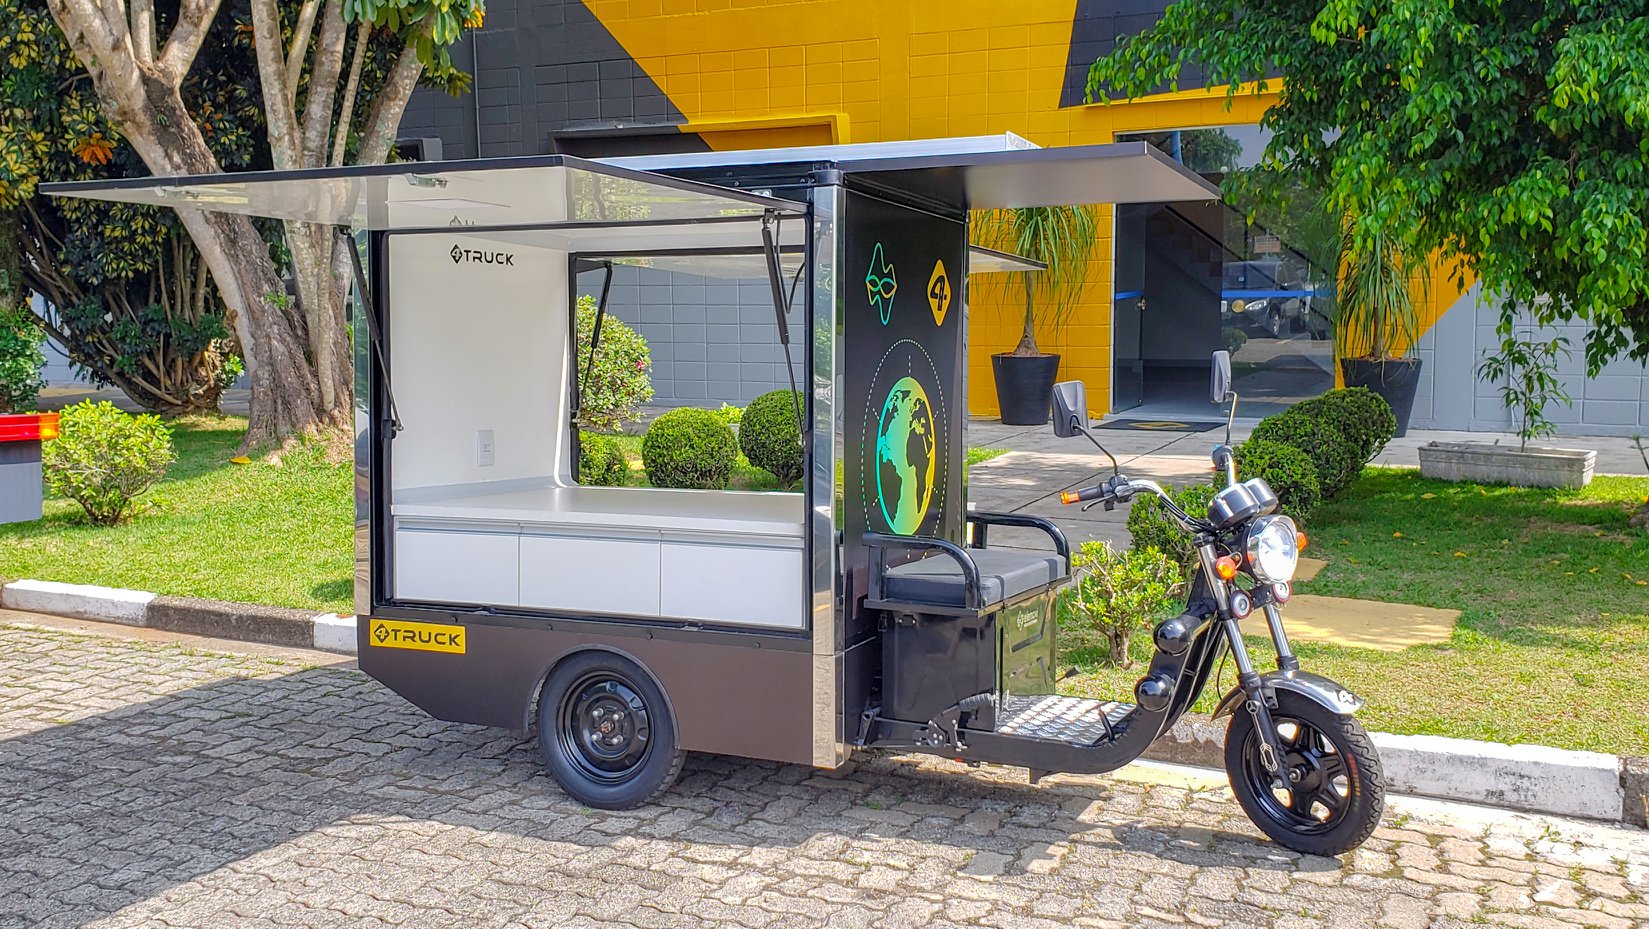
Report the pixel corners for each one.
[586,0,1278,416]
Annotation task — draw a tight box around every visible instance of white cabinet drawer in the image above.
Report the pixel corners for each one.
[660,542,805,629]
[520,533,662,616]
[394,527,520,606]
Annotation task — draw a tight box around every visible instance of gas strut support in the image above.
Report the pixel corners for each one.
[761,210,805,442]
[337,226,401,433]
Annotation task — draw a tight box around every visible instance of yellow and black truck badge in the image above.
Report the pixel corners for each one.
[368,619,466,654]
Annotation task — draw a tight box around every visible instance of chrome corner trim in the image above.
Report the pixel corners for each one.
[352,228,373,619]
[810,187,846,768]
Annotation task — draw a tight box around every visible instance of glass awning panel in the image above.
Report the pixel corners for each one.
[41,156,803,231]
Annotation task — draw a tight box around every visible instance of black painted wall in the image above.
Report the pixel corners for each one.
[398,0,704,161]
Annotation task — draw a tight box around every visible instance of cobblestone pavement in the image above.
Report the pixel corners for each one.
[4,622,1648,929]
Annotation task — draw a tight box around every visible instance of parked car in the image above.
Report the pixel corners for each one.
[1220,260,1323,339]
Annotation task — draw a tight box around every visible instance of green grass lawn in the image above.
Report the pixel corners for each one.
[0,419,1012,616]
[0,416,356,613]
[1060,468,1649,755]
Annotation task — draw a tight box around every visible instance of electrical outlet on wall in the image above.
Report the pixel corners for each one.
[476,429,495,467]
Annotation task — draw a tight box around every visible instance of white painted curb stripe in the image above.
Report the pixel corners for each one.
[1,579,154,625]
[1372,732,1624,821]
[311,613,357,655]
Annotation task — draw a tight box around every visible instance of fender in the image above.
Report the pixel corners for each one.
[1210,669,1365,720]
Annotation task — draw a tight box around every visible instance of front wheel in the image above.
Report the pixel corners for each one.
[1224,690,1384,856]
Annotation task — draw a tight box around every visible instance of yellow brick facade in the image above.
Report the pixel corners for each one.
[584,0,1277,416]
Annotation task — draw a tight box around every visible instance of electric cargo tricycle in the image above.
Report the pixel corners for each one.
[46,136,1383,855]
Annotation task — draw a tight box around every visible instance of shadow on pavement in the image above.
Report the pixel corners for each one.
[0,663,1336,928]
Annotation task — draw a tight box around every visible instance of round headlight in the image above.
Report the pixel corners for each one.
[1245,515,1299,583]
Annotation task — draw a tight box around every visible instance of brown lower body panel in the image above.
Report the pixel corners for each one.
[359,617,817,766]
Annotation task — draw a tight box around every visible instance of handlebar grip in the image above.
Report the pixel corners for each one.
[1060,485,1106,505]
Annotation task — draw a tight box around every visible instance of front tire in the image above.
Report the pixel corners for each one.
[537,651,685,810]
[1225,690,1384,856]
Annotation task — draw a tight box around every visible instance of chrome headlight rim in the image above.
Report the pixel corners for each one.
[1245,515,1299,583]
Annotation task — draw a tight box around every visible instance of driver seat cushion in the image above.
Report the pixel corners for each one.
[882,548,1066,608]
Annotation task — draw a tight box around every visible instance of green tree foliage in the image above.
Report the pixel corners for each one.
[0,0,253,412]
[0,303,44,413]
[1089,2,1649,372]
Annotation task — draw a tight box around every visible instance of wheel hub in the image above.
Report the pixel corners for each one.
[557,675,653,784]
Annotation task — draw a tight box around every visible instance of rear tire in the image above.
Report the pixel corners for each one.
[537,651,684,810]
[1224,690,1384,856]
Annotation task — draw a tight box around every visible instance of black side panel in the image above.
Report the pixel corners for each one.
[839,192,969,648]
[881,611,996,723]
[359,618,814,766]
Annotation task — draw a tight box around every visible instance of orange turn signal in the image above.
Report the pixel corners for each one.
[1215,556,1239,580]
[1296,531,1308,551]
[1060,491,1080,505]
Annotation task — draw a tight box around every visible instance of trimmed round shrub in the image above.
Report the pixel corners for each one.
[739,389,803,483]
[1236,437,1321,522]
[574,294,654,432]
[43,400,176,525]
[642,407,737,489]
[1221,325,1249,357]
[578,432,628,486]
[1305,387,1397,466]
[1125,482,1218,572]
[1248,408,1362,498]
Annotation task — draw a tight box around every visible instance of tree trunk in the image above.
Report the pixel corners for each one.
[1014,270,1040,356]
[119,72,344,447]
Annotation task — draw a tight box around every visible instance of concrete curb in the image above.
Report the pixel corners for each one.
[0,579,356,656]
[1145,715,1642,824]
[1,577,1643,825]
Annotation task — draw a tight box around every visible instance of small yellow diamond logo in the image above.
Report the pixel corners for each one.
[927,259,951,326]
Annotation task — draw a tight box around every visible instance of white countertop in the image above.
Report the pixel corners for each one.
[392,480,805,539]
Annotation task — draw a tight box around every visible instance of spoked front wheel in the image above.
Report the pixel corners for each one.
[1224,690,1384,856]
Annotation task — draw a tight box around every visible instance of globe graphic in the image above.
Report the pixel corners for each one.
[875,376,937,535]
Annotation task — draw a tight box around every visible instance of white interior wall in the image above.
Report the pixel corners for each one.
[388,232,569,491]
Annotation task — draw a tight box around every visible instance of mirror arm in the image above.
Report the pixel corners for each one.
[1073,423,1121,478]
[1224,389,1239,448]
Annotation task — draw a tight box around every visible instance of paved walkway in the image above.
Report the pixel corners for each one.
[3,615,1647,929]
[963,417,1646,550]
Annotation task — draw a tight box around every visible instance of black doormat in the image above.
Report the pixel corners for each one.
[1093,418,1224,432]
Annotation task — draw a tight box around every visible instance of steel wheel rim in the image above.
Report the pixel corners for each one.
[555,672,653,785]
[1242,714,1353,836]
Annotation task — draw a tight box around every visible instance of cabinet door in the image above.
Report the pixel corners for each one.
[395,526,520,606]
[660,541,805,629]
[519,532,662,617]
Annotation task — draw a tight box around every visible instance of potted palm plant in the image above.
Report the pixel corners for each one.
[1334,222,1426,436]
[973,206,1099,425]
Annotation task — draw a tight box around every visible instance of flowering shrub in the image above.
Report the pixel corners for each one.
[574,295,653,432]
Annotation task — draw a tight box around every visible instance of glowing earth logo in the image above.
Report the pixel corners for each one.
[875,376,937,534]
[865,242,898,324]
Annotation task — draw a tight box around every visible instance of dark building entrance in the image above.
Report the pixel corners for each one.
[1113,128,1335,420]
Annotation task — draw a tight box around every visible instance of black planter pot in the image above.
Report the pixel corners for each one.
[1339,358,1423,437]
[992,353,1061,426]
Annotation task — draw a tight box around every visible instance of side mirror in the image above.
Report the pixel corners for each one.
[1211,350,1233,404]
[1051,381,1088,438]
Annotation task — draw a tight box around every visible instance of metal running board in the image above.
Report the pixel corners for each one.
[995,695,1133,745]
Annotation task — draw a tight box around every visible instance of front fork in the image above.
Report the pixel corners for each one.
[1197,541,1294,786]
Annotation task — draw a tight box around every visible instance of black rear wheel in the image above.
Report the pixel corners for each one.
[537,651,684,810]
[1224,690,1384,856]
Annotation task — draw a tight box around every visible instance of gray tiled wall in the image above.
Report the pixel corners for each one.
[581,266,804,406]
[1412,285,1649,435]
